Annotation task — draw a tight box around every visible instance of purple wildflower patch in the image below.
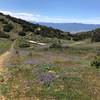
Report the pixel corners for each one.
[39,72,56,86]
[25,60,34,65]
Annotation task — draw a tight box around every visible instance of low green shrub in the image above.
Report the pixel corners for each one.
[0,18,5,22]
[3,24,13,32]
[15,38,30,48]
[50,43,62,48]
[19,43,30,48]
[49,40,62,49]
[91,55,100,69]
[18,31,26,36]
[0,31,10,38]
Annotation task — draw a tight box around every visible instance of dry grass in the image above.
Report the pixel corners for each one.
[0,40,100,99]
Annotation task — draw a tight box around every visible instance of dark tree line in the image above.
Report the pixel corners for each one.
[72,28,100,42]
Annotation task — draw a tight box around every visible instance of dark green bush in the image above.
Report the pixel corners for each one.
[0,18,4,22]
[49,41,62,49]
[73,31,92,41]
[19,43,30,48]
[91,29,100,42]
[0,31,10,38]
[91,55,100,69]
[0,18,8,24]
[18,31,26,36]
[3,24,13,32]
[16,38,30,48]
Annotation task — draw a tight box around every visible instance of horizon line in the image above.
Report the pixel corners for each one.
[0,10,100,25]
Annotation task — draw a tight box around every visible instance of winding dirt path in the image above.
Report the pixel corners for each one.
[0,51,10,73]
[0,51,11,100]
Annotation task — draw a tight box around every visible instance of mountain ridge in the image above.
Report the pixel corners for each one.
[38,22,100,32]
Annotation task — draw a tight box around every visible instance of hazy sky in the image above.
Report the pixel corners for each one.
[0,0,100,24]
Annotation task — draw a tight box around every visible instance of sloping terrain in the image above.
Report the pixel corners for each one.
[0,12,72,41]
[0,13,100,100]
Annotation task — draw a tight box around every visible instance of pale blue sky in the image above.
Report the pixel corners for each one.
[0,0,100,24]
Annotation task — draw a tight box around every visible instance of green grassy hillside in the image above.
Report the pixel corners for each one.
[0,13,100,100]
[0,13,72,41]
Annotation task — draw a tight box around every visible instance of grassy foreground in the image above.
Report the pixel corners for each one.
[0,40,100,100]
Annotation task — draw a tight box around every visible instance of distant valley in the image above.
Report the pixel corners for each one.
[38,22,100,33]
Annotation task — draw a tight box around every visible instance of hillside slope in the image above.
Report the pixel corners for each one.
[0,12,72,41]
[0,13,100,100]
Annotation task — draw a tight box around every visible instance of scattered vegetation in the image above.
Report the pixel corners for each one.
[16,38,30,48]
[49,41,62,49]
[72,31,92,41]
[18,31,26,36]
[0,31,10,38]
[0,18,5,22]
[3,13,73,40]
[91,28,100,42]
[0,12,100,99]
[73,28,100,42]
[3,23,13,32]
[0,38,12,54]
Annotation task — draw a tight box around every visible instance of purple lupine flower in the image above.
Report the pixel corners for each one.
[40,72,56,85]
[25,60,34,65]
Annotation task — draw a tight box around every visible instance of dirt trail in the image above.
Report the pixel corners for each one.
[0,51,10,73]
[0,51,11,100]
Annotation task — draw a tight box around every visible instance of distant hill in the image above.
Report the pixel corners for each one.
[0,12,72,41]
[38,22,100,33]
[0,12,100,43]
[72,28,100,42]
